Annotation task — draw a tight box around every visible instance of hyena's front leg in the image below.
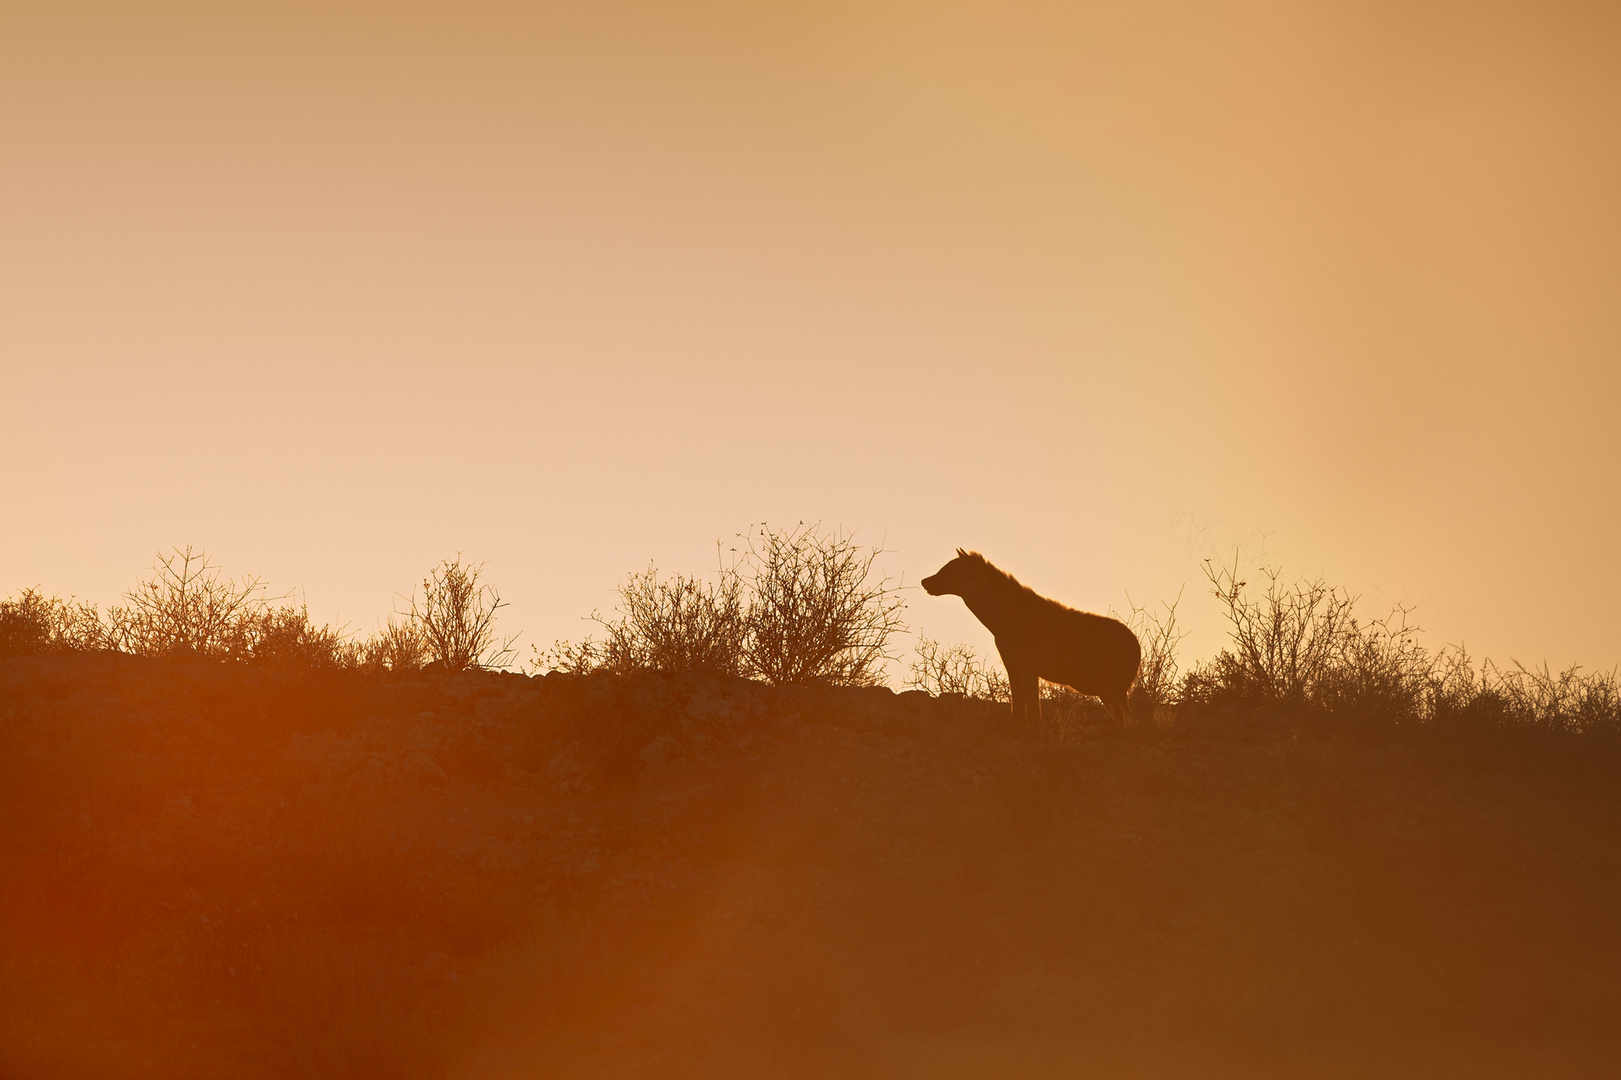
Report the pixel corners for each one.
[1007,667,1041,737]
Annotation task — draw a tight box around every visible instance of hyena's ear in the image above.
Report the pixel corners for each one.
[956,547,967,557]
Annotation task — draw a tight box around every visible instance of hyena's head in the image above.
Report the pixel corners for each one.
[921,549,989,599]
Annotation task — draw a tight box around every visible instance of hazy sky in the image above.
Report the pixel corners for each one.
[4,1,1618,675]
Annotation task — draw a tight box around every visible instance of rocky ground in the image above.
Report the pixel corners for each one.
[4,652,1621,1078]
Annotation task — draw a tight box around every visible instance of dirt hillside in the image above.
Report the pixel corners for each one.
[4,653,1621,1078]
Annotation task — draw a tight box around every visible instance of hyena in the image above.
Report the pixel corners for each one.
[921,549,1141,730]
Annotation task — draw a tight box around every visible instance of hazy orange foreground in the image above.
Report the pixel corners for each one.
[5,653,1621,1078]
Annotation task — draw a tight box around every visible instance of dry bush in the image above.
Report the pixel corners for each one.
[361,616,431,673]
[906,637,1008,701]
[1180,553,1431,723]
[103,547,273,661]
[1178,552,1621,737]
[247,603,357,670]
[1118,587,1188,721]
[1421,645,1490,728]
[537,525,907,685]
[0,589,54,655]
[409,556,516,672]
[739,523,907,687]
[1427,652,1621,738]
[1501,660,1621,736]
[530,636,606,676]
[1182,553,1356,709]
[0,588,105,655]
[3,557,361,671]
[1312,607,1435,725]
[587,565,748,677]
[99,548,360,669]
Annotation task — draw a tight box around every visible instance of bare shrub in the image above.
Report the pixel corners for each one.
[0,588,106,655]
[906,637,1008,701]
[2,560,360,671]
[534,525,908,684]
[1178,552,1621,737]
[1421,648,1621,737]
[1422,645,1490,728]
[1182,554,1358,709]
[1117,587,1188,722]
[362,616,431,673]
[739,523,907,687]
[104,547,272,661]
[530,637,606,676]
[1181,553,1431,724]
[0,589,54,655]
[409,557,516,672]
[248,603,356,670]
[1469,659,1621,737]
[1313,606,1434,725]
[587,565,747,676]
[1554,664,1621,738]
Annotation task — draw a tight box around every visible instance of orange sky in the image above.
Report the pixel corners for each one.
[3,1,1618,673]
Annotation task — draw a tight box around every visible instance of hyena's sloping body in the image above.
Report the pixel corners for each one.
[921,549,1141,730]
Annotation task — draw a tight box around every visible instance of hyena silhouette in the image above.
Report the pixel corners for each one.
[922,549,1142,730]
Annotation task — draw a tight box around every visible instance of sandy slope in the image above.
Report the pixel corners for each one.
[3,653,1621,1078]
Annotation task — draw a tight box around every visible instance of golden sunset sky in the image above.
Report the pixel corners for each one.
[3,1,1617,672]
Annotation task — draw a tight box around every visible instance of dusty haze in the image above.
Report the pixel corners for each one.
[3,1,1617,671]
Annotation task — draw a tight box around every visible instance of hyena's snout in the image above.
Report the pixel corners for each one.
[920,573,944,596]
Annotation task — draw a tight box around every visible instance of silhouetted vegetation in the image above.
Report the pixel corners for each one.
[100,546,275,660]
[1119,587,1188,723]
[361,615,431,673]
[246,602,360,669]
[541,564,749,678]
[906,637,1008,700]
[539,524,907,687]
[0,587,102,655]
[6,539,1619,736]
[739,523,906,686]
[408,555,517,672]
[0,547,516,676]
[1177,553,1621,736]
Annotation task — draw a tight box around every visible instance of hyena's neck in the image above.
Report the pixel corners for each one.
[962,587,1016,638]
